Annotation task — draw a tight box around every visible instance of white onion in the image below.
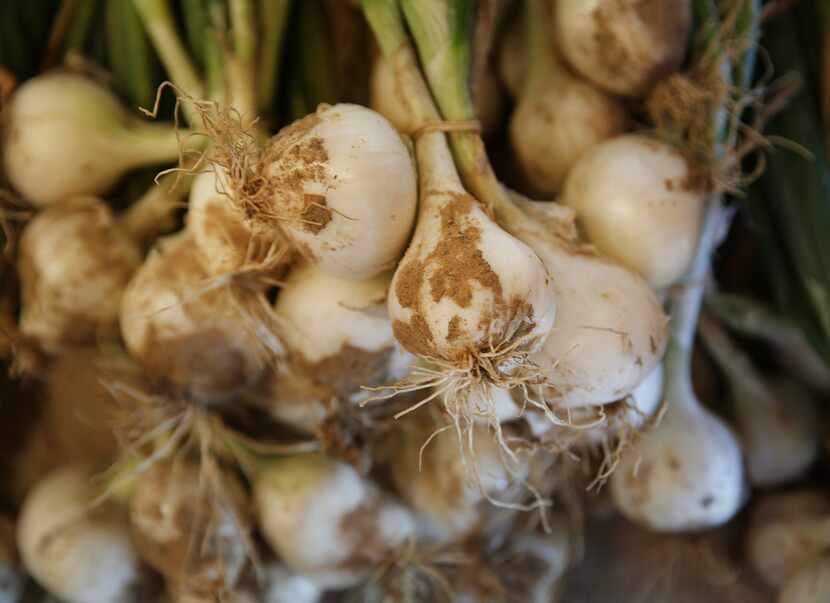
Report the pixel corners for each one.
[18,197,141,350]
[18,465,152,603]
[245,104,417,279]
[186,167,291,278]
[3,72,186,206]
[387,132,556,402]
[560,134,705,288]
[504,199,667,408]
[120,232,276,402]
[610,370,744,531]
[274,264,412,404]
[254,454,415,588]
[554,0,692,97]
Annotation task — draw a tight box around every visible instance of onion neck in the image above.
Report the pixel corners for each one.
[664,195,725,409]
[111,121,194,168]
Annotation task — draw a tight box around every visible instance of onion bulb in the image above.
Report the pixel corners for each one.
[17,197,141,351]
[187,167,292,278]
[120,232,277,403]
[510,0,627,196]
[383,409,524,542]
[560,134,705,288]
[699,317,819,488]
[254,453,415,588]
[274,264,412,404]
[504,199,667,408]
[18,465,155,603]
[747,490,830,588]
[2,72,187,206]
[780,557,830,603]
[388,132,556,411]
[553,0,692,97]
[129,459,251,594]
[610,360,744,531]
[228,103,417,280]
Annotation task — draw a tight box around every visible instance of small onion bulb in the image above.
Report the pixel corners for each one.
[505,200,667,408]
[3,72,185,206]
[120,232,276,403]
[610,373,744,531]
[240,104,417,280]
[254,454,415,588]
[554,0,693,97]
[187,167,291,278]
[18,196,141,350]
[560,134,705,289]
[388,132,556,396]
[747,490,830,588]
[18,465,154,603]
[274,264,412,405]
[129,459,251,594]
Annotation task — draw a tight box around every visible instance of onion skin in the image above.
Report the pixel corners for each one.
[554,0,692,98]
[779,557,830,603]
[560,134,705,289]
[18,196,141,350]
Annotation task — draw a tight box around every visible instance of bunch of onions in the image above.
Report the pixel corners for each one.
[509,0,627,196]
[253,453,416,589]
[17,197,141,351]
[119,232,278,403]
[128,458,252,596]
[553,0,693,97]
[382,409,525,542]
[560,134,706,289]
[746,490,830,589]
[2,72,189,206]
[212,103,417,280]
[699,317,819,487]
[18,465,156,603]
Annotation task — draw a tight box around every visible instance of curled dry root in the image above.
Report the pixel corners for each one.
[142,84,296,288]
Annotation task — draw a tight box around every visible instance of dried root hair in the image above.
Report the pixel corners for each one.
[142,83,297,290]
[646,0,792,194]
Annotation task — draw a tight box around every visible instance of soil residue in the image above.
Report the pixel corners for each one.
[392,193,508,359]
[301,193,332,234]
